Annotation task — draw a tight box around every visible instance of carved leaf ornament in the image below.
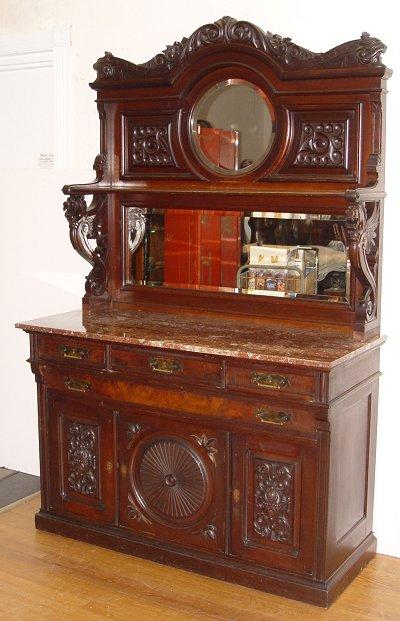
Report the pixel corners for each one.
[63,194,108,296]
[254,460,294,543]
[67,422,97,496]
[92,18,386,85]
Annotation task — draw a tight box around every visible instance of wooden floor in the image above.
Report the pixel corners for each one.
[0,498,399,620]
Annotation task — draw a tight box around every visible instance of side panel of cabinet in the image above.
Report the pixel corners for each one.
[231,433,318,576]
[118,408,226,553]
[47,394,115,523]
[325,378,378,577]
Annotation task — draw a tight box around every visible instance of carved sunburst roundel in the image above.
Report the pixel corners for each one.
[135,438,209,524]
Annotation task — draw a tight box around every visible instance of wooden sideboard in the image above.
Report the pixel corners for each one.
[17,310,383,606]
[16,17,390,607]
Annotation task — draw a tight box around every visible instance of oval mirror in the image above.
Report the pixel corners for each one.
[191,79,275,175]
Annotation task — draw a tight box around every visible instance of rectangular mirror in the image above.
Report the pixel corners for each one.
[123,208,350,304]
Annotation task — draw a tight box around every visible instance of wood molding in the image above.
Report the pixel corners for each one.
[0,27,71,168]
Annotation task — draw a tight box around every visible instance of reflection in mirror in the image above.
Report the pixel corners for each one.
[124,209,350,303]
[191,80,275,174]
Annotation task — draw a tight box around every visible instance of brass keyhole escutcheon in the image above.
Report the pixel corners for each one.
[120,464,127,478]
[233,489,240,503]
[105,460,113,474]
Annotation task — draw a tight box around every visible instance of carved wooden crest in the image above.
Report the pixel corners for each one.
[91,17,386,87]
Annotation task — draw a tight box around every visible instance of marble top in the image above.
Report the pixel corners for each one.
[16,309,384,371]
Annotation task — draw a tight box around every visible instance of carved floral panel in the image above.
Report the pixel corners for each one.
[253,458,295,544]
[67,421,98,496]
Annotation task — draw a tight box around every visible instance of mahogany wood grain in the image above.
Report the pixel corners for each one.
[110,344,223,388]
[225,361,318,402]
[38,334,106,369]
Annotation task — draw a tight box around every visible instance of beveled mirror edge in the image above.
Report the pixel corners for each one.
[189,78,277,178]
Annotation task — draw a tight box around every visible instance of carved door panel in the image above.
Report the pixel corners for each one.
[231,433,318,576]
[118,409,226,553]
[47,395,115,522]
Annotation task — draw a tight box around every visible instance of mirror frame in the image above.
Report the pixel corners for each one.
[189,78,276,177]
[179,65,286,182]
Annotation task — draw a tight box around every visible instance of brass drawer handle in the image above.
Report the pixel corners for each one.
[251,373,290,390]
[65,378,91,393]
[60,345,88,361]
[149,357,182,374]
[255,409,293,426]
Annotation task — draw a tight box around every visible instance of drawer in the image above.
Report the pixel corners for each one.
[110,345,222,388]
[226,361,318,402]
[42,368,320,435]
[38,335,106,369]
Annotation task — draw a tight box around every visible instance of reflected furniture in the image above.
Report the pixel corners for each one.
[16,17,390,606]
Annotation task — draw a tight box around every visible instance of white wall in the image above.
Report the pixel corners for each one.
[0,0,399,557]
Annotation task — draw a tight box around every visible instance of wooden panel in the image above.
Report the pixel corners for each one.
[325,378,378,577]
[327,348,380,400]
[41,366,320,435]
[47,394,115,522]
[38,334,106,369]
[270,107,358,182]
[231,433,318,576]
[110,344,223,388]
[118,409,226,553]
[226,361,318,402]
[121,114,188,178]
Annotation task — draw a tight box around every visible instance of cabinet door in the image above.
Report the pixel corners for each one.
[118,409,226,553]
[48,394,115,523]
[232,433,317,576]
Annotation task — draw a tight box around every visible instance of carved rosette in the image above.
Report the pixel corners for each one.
[294,122,346,167]
[92,18,386,86]
[131,126,173,166]
[137,439,209,523]
[253,459,294,544]
[67,422,97,496]
[63,194,108,296]
[346,201,379,322]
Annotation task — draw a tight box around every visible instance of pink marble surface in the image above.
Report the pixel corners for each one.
[16,309,384,370]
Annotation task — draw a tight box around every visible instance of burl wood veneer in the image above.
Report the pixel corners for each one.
[16,17,390,607]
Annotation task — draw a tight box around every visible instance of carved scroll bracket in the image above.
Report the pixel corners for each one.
[127,207,148,254]
[346,201,379,322]
[63,194,108,296]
